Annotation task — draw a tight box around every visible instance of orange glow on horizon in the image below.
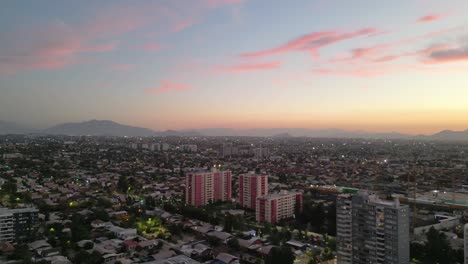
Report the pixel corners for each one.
[125,108,468,135]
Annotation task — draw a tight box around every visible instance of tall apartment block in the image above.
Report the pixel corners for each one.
[336,192,409,264]
[464,223,468,264]
[221,143,239,158]
[0,207,39,242]
[253,147,269,159]
[256,191,302,224]
[239,172,268,210]
[185,169,232,207]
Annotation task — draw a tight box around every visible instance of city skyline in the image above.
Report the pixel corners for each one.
[1,0,468,134]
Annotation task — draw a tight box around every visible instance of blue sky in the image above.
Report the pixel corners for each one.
[1,0,468,133]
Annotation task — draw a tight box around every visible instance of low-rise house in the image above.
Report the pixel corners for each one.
[256,245,275,257]
[91,220,107,229]
[107,225,137,240]
[138,239,161,250]
[28,240,51,253]
[123,240,139,251]
[206,231,232,244]
[180,242,212,259]
[238,237,263,250]
[102,253,126,264]
[43,255,72,264]
[286,240,308,251]
[144,254,201,264]
[94,239,123,255]
[213,253,239,264]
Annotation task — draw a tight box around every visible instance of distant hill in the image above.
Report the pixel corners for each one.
[193,128,409,139]
[156,130,202,137]
[43,120,155,136]
[0,121,36,134]
[419,130,468,141]
[1,119,468,141]
[272,132,293,138]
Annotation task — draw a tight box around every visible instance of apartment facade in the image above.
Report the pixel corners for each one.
[256,191,302,224]
[336,193,409,264]
[464,223,468,264]
[239,172,268,210]
[0,207,39,242]
[185,169,232,207]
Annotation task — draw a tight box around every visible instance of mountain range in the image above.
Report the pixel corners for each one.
[0,119,468,141]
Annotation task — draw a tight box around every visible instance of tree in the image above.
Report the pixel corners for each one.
[320,247,334,262]
[71,214,91,242]
[411,227,460,264]
[422,227,452,264]
[93,208,110,222]
[118,175,129,193]
[74,250,102,264]
[227,238,240,251]
[8,244,33,263]
[263,222,273,235]
[146,196,156,210]
[266,246,295,264]
[84,241,94,250]
[269,229,281,245]
[208,236,221,247]
[97,198,113,208]
[224,214,234,233]
[1,179,18,194]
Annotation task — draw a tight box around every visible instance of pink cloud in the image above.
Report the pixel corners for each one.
[145,80,192,94]
[424,44,468,64]
[0,21,115,74]
[241,28,380,58]
[331,44,390,63]
[80,42,116,53]
[172,20,198,32]
[312,66,402,78]
[374,44,453,63]
[143,42,162,51]
[1,1,248,74]
[417,14,444,23]
[329,27,463,65]
[372,55,400,63]
[216,61,281,72]
[85,4,159,37]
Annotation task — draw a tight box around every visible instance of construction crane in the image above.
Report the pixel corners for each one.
[413,169,418,228]
[452,174,456,202]
[407,164,419,228]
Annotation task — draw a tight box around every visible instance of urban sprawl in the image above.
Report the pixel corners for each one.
[0,135,467,264]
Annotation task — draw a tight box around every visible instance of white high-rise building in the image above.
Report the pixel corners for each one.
[336,192,409,264]
[464,223,468,264]
[0,207,39,242]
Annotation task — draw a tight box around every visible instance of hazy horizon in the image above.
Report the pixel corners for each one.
[1,0,468,134]
[2,118,468,136]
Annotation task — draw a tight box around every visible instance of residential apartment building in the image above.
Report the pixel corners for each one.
[221,143,239,158]
[0,207,39,242]
[256,191,302,224]
[253,147,269,159]
[239,172,268,210]
[464,223,468,264]
[336,192,409,264]
[185,169,232,207]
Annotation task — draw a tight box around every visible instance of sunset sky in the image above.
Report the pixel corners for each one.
[1,0,468,134]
